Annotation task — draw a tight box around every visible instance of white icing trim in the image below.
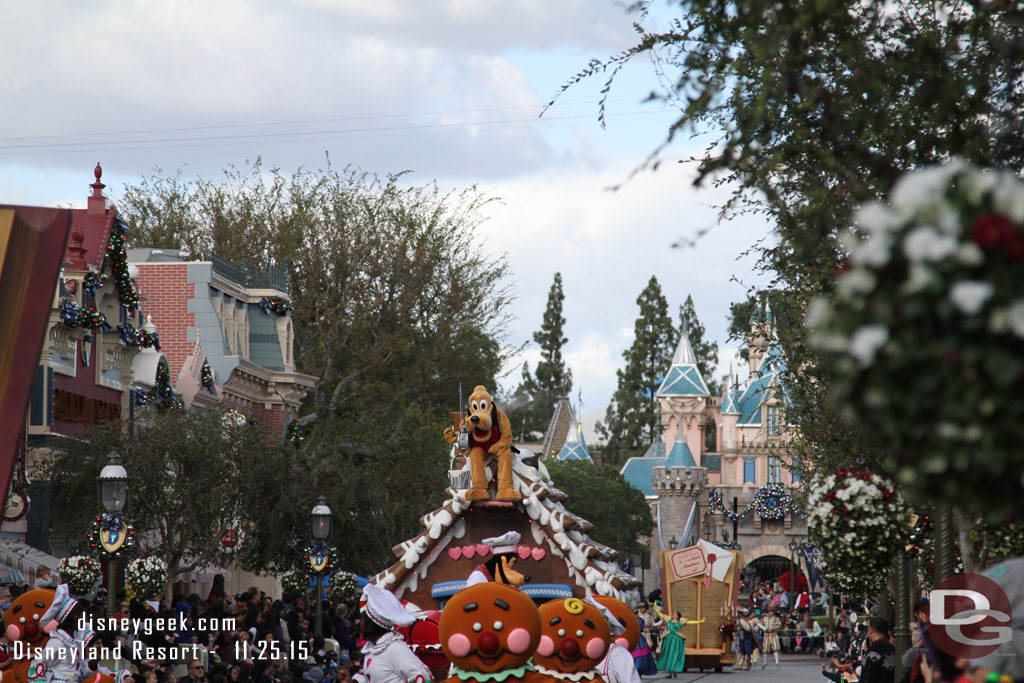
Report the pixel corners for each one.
[533,664,601,682]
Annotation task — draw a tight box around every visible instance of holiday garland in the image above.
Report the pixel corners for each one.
[58,555,102,595]
[807,160,1024,516]
[134,359,183,410]
[259,297,293,315]
[287,420,304,448]
[119,322,160,350]
[201,360,215,393]
[708,484,805,522]
[125,557,168,600]
[83,272,105,299]
[327,571,359,602]
[806,469,908,597]
[105,216,140,312]
[60,301,111,331]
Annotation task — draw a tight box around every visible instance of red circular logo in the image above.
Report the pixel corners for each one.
[220,529,238,549]
[929,573,1012,659]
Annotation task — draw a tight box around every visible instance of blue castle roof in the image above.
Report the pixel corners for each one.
[620,440,696,497]
[657,325,710,398]
[736,343,791,425]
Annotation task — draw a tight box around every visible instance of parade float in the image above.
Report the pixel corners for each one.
[369,385,641,611]
[658,540,741,672]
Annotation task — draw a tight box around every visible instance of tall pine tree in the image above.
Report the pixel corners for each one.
[678,294,720,395]
[508,273,573,439]
[598,276,677,466]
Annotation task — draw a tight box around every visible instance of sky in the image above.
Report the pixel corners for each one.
[1,0,776,433]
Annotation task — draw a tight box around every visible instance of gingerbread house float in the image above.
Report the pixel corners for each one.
[370,450,642,609]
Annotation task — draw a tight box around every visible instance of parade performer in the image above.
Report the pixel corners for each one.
[465,533,529,588]
[734,609,754,671]
[759,609,781,669]
[3,589,55,683]
[534,598,612,683]
[442,385,519,502]
[589,597,639,683]
[629,609,657,677]
[656,611,704,678]
[26,584,102,683]
[438,582,545,683]
[360,584,433,683]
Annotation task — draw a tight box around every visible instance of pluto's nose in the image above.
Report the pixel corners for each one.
[470,415,480,424]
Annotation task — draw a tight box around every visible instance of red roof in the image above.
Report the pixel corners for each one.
[64,163,115,272]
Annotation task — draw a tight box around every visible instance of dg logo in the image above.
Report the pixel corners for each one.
[929,573,1012,658]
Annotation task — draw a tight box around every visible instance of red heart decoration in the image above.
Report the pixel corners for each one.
[476,544,491,557]
[516,546,531,560]
[462,545,476,559]
[531,547,546,561]
[447,547,462,561]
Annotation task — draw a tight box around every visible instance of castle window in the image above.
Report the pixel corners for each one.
[743,456,756,483]
[791,456,802,483]
[766,405,781,436]
[767,455,781,483]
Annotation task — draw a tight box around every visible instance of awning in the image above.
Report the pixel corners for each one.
[0,541,59,580]
[0,564,26,584]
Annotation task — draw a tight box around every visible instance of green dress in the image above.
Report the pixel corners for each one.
[657,620,687,673]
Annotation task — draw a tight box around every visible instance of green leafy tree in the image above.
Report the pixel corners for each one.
[508,273,573,439]
[41,411,289,593]
[678,294,719,394]
[598,276,676,466]
[117,159,511,573]
[546,461,654,556]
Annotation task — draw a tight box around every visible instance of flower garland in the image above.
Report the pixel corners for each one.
[58,555,101,595]
[104,216,140,312]
[119,323,160,350]
[125,557,168,600]
[707,485,804,522]
[200,360,215,393]
[259,297,293,315]
[807,160,1024,516]
[328,571,359,602]
[806,469,908,597]
[60,301,111,331]
[281,569,308,598]
[719,621,737,639]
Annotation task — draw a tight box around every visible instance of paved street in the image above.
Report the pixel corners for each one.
[643,656,825,683]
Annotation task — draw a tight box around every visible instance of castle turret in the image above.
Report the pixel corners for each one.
[658,320,711,461]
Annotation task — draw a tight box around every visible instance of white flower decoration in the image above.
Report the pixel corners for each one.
[848,325,890,366]
[949,280,994,315]
[903,226,958,263]
[1006,300,1024,338]
[838,268,877,298]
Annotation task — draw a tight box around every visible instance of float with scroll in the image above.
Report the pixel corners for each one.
[658,540,740,672]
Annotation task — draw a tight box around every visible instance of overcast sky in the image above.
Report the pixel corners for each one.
[1,0,775,427]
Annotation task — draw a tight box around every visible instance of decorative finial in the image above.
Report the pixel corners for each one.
[94,162,102,181]
[90,162,106,197]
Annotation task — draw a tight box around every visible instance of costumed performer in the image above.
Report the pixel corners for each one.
[759,608,781,669]
[465,533,529,588]
[655,611,704,678]
[438,581,546,683]
[534,598,612,683]
[734,608,754,671]
[588,597,639,683]
[3,588,55,683]
[360,584,433,683]
[629,607,656,677]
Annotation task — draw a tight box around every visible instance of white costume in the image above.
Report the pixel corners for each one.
[360,584,432,683]
[588,596,638,683]
[26,584,111,683]
[599,644,642,683]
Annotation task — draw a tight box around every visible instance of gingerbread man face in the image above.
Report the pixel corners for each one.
[440,583,541,674]
[5,588,54,644]
[535,598,611,674]
[592,596,639,651]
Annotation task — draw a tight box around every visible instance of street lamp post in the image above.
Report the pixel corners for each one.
[788,539,801,610]
[668,535,678,550]
[310,496,332,638]
[98,451,128,619]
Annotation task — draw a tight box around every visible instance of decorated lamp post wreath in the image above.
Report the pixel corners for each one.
[308,495,333,637]
[57,555,102,596]
[806,468,908,597]
[807,160,1024,517]
[92,451,134,618]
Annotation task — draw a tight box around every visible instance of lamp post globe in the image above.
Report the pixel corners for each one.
[311,496,332,540]
[99,451,128,513]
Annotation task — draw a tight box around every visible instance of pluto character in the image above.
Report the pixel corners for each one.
[444,385,519,501]
[439,582,545,683]
[534,598,612,682]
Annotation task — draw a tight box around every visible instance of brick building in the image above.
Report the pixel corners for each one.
[621,303,808,596]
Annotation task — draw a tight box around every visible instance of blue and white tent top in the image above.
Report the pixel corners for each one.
[556,409,592,462]
[657,325,710,397]
[620,440,697,497]
[720,371,740,415]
